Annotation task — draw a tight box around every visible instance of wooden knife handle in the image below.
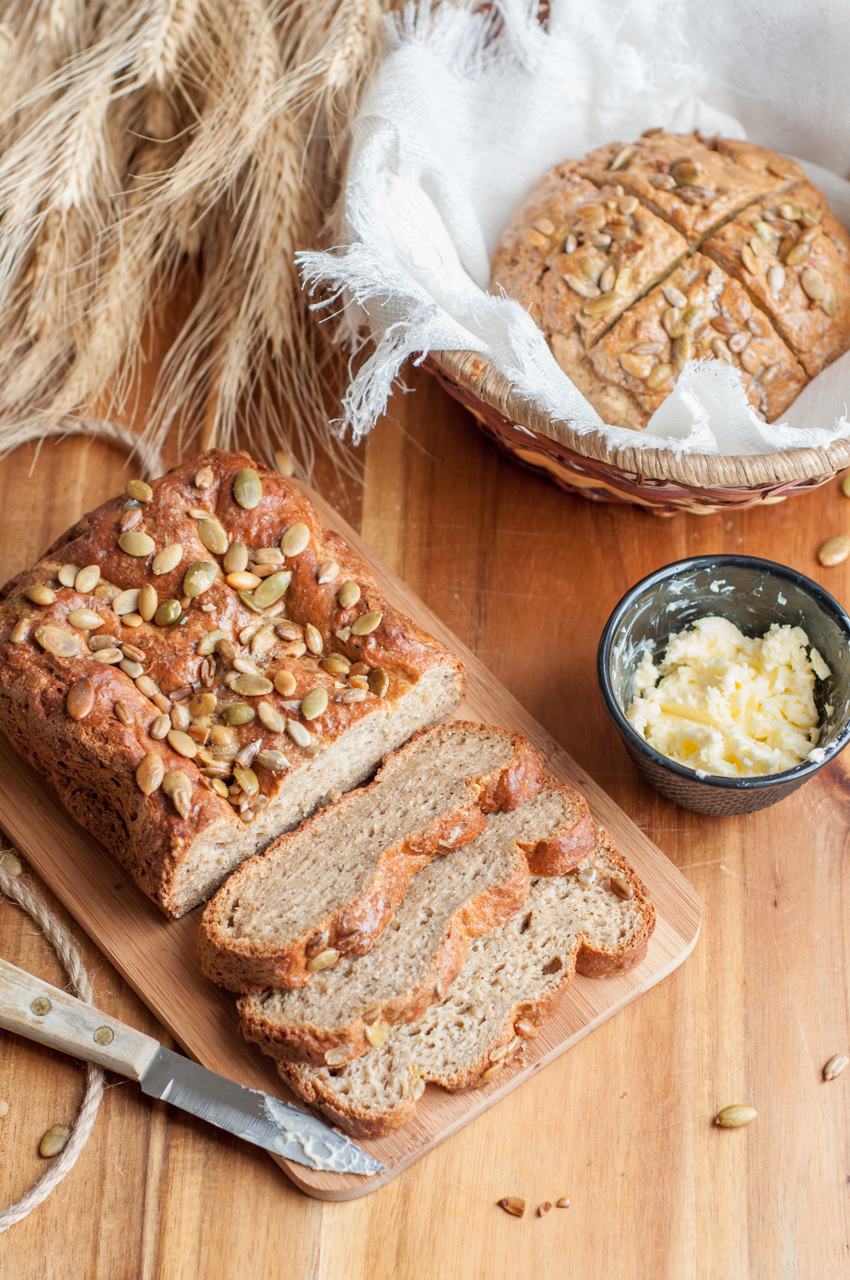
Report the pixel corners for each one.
[0,955,160,1080]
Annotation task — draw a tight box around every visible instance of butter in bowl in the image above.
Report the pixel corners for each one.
[597,556,850,814]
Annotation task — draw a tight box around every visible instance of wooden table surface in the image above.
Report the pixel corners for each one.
[2,366,850,1279]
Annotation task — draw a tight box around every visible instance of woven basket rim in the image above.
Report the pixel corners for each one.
[431,349,850,489]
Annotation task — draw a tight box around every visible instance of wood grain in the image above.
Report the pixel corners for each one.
[0,480,699,1199]
[2,365,850,1276]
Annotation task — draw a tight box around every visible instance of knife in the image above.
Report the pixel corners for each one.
[0,956,384,1176]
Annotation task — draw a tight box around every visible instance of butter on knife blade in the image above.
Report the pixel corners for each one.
[0,956,384,1176]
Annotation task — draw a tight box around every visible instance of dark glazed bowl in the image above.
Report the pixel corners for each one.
[597,556,850,814]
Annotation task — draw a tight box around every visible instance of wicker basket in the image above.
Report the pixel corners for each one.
[425,350,850,515]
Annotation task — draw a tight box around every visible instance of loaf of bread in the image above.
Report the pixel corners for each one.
[277,826,655,1138]
[198,722,554,992]
[237,777,598,1065]
[0,450,465,917]
[491,131,850,430]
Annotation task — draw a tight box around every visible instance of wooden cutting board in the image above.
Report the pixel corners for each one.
[0,483,700,1201]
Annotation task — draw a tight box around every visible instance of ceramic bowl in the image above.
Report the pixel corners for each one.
[597,555,850,814]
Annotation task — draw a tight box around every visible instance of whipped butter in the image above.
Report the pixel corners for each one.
[626,616,829,777]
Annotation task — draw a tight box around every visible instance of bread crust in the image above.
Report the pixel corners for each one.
[0,450,465,917]
[277,826,655,1139]
[491,132,850,431]
[198,724,545,993]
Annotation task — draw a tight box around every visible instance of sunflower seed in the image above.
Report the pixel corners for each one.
[618,352,653,379]
[609,145,634,171]
[250,626,276,656]
[306,949,340,973]
[556,1197,570,1209]
[152,543,183,576]
[135,674,160,699]
[154,598,182,626]
[150,714,170,740]
[609,875,634,900]
[121,507,142,532]
[162,770,192,818]
[581,290,622,317]
[119,659,144,679]
[711,336,733,364]
[114,700,134,726]
[36,626,79,657]
[662,306,682,338]
[481,1063,504,1082]
[66,678,95,720]
[118,530,155,557]
[39,1124,70,1158]
[522,227,548,248]
[802,267,826,301]
[287,719,313,747]
[715,1105,757,1128]
[125,479,153,503]
[166,729,196,759]
[121,614,143,629]
[661,284,686,309]
[169,702,190,732]
[818,535,850,566]
[646,363,675,390]
[197,518,228,556]
[182,560,218,598]
[822,281,839,317]
[252,701,284,734]
[823,1054,849,1081]
[274,670,297,696]
[317,560,340,585]
[337,580,361,609]
[90,632,117,649]
[279,522,310,558]
[338,688,367,704]
[728,331,751,354]
[253,748,288,773]
[222,703,255,726]
[785,242,811,267]
[740,242,763,275]
[233,468,262,509]
[514,1020,538,1038]
[135,752,164,795]
[67,608,102,630]
[192,464,214,488]
[739,346,762,375]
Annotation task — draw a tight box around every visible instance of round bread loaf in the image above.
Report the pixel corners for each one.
[491,130,850,430]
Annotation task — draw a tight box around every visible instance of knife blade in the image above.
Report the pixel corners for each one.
[0,955,384,1176]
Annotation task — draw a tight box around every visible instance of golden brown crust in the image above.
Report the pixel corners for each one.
[197,724,545,993]
[491,133,849,430]
[0,450,465,917]
[702,182,850,377]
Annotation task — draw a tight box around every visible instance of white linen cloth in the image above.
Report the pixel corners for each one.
[299,0,850,457]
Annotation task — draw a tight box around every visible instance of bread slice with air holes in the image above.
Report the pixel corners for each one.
[238,779,598,1066]
[276,827,654,1139]
[198,722,559,993]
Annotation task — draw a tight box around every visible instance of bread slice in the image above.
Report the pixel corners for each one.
[238,779,596,1065]
[198,723,547,992]
[277,829,654,1138]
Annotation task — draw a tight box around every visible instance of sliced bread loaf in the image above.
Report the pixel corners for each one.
[277,829,655,1138]
[198,722,546,992]
[238,779,595,1065]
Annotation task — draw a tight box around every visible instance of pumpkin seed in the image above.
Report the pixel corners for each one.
[154,598,182,626]
[167,729,197,758]
[748,235,765,258]
[338,688,367,704]
[183,560,218,598]
[682,306,704,331]
[73,564,101,594]
[250,626,276,656]
[136,752,164,795]
[338,580,361,609]
[234,467,262,509]
[522,227,547,248]
[306,948,340,973]
[223,703,255,725]
[646,362,675,390]
[188,691,216,719]
[258,701,287,732]
[364,1020,389,1048]
[274,669,297,696]
[233,766,259,796]
[287,719,313,748]
[711,336,733,364]
[162,769,192,818]
[118,530,155,557]
[351,610,382,636]
[152,543,183,576]
[123,611,144,628]
[740,345,762,376]
[280,522,310,557]
[322,655,351,676]
[766,264,786,298]
[729,331,751,354]
[801,267,825,301]
[581,290,621,316]
[660,285,686,309]
[618,352,653,379]
[125,479,153,503]
[599,264,616,294]
[780,201,802,221]
[150,714,170,740]
[67,608,102,630]
[823,1053,849,1081]
[112,589,139,617]
[272,449,295,478]
[253,570,292,609]
[91,647,123,664]
[609,145,634,171]
[740,242,763,275]
[224,541,249,574]
[237,589,262,613]
[298,623,319,655]
[198,629,227,656]
[25,584,55,606]
[822,282,839,317]
[317,560,340,585]
[301,688,328,720]
[194,465,214,488]
[36,626,79,658]
[196,518,227,556]
[9,618,28,644]
[785,242,810,267]
[66,678,95,720]
[231,673,273,696]
[367,669,389,698]
[39,1124,70,1158]
[671,335,694,370]
[254,748,289,772]
[818,535,850,566]
[671,158,698,186]
[57,564,78,588]
[715,1105,757,1128]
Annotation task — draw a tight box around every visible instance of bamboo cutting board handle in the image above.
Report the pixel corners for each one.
[0,956,160,1080]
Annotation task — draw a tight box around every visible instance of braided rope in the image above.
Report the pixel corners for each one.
[0,854,105,1233]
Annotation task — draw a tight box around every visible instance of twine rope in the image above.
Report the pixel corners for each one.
[0,855,105,1233]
